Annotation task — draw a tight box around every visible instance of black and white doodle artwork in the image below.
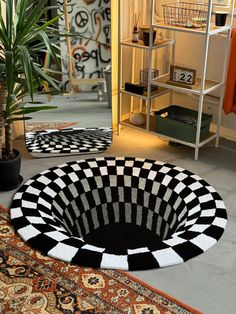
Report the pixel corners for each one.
[58,0,111,90]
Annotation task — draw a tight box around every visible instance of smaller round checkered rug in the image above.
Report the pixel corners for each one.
[10,157,227,270]
[25,127,112,154]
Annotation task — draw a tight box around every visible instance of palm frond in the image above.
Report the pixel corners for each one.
[14,0,48,46]
[19,46,34,100]
[5,51,14,95]
[33,64,60,91]
[14,106,57,116]
[6,0,13,47]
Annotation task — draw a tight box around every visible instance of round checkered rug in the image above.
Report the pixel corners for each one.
[25,127,112,154]
[10,157,227,270]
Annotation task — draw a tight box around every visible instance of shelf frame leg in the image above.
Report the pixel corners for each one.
[146,0,155,132]
[169,31,176,106]
[216,89,224,147]
[117,0,122,135]
[194,0,213,160]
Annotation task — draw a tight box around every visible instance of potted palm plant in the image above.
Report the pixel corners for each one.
[0,0,64,191]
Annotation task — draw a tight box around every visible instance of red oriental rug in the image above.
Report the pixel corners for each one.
[0,205,203,314]
[25,122,77,132]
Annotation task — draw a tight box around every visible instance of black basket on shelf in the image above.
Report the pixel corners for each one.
[162,2,208,29]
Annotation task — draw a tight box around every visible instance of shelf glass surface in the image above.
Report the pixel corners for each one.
[152,75,223,95]
[121,38,175,49]
[153,22,231,35]
[120,86,171,100]
[121,115,216,147]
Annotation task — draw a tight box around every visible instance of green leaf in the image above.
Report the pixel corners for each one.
[9,102,26,114]
[15,0,28,32]
[25,101,45,104]
[0,3,9,49]
[39,67,62,75]
[0,64,5,76]
[6,117,32,123]
[15,106,57,116]
[13,85,28,100]
[37,30,60,67]
[31,60,42,89]
[33,64,60,91]
[6,0,13,47]
[5,51,14,94]
[14,0,48,46]
[19,46,34,100]
[37,14,61,33]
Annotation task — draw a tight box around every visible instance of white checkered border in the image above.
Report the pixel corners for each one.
[10,157,227,270]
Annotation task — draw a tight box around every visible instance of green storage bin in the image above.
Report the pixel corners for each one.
[154,105,212,143]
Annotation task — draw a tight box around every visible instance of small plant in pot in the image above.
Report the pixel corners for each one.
[0,0,64,191]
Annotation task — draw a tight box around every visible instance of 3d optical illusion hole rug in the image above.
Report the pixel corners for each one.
[25,127,112,154]
[10,157,227,271]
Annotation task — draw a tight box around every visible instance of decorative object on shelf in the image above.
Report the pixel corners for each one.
[129,112,145,125]
[132,26,139,43]
[125,82,145,95]
[132,13,140,43]
[138,25,150,40]
[140,68,159,90]
[162,2,208,29]
[143,30,157,46]
[10,157,227,270]
[154,105,212,142]
[169,65,197,88]
[215,11,228,27]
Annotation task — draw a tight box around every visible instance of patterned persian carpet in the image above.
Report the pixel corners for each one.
[0,206,202,314]
[25,122,77,132]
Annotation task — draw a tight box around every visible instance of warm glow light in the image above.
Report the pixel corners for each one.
[111,0,118,130]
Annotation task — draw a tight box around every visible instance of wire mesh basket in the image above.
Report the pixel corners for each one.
[140,68,159,86]
[162,2,208,28]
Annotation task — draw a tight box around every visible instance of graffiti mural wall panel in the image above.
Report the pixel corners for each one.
[58,0,111,89]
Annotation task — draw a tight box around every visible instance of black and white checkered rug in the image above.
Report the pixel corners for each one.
[10,157,227,270]
[25,127,112,154]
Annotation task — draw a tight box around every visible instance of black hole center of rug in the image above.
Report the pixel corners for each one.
[84,223,162,250]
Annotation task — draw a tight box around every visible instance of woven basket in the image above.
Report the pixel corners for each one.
[162,2,208,28]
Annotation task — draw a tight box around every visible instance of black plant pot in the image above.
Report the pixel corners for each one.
[0,149,23,191]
